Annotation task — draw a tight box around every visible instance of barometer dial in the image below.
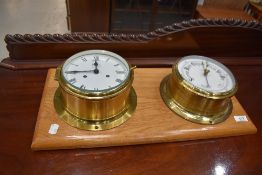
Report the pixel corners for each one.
[177,55,236,94]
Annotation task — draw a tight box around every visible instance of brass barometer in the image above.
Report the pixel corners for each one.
[160,55,237,124]
[54,50,137,131]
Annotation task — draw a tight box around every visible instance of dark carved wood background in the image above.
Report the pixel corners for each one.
[1,19,262,69]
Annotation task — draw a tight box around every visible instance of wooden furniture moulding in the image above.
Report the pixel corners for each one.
[1,19,262,70]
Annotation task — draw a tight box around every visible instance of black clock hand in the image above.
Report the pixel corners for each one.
[93,56,99,74]
[65,70,94,74]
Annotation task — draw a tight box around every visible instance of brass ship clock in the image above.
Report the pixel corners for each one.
[54,50,137,131]
[160,55,238,124]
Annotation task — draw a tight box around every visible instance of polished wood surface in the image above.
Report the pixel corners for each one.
[0,63,262,174]
[1,19,262,70]
[196,6,254,21]
[0,20,262,174]
[66,0,110,32]
[203,0,248,10]
[32,68,256,150]
[66,0,197,33]
[248,1,262,22]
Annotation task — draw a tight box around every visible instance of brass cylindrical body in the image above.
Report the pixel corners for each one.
[167,74,230,117]
[160,61,237,124]
[54,66,136,130]
[59,75,132,121]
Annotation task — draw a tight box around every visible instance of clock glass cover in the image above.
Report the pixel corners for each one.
[62,50,129,92]
[177,55,236,93]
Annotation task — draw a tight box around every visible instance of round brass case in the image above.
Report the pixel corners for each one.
[160,58,237,125]
[53,51,137,131]
[54,87,137,131]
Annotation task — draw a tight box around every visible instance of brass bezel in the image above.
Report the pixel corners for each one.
[56,65,133,100]
[58,50,132,98]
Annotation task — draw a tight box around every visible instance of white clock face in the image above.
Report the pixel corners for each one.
[62,50,129,92]
[177,55,236,93]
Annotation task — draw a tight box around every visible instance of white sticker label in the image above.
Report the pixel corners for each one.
[234,115,248,122]
[48,124,59,134]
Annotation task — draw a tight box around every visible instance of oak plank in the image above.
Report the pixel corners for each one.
[32,68,257,150]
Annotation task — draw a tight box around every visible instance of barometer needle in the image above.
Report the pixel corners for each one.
[204,75,210,88]
[202,61,211,88]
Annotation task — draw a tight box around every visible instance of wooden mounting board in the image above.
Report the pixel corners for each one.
[31,68,257,150]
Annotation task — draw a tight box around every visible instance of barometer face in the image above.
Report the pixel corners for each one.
[177,55,236,93]
[62,50,130,92]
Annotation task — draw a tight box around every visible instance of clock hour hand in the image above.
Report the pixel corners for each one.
[65,70,94,74]
[93,56,99,74]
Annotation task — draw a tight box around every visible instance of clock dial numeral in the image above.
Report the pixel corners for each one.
[115,79,123,83]
[94,88,99,91]
[184,66,190,70]
[81,57,87,62]
[106,58,110,62]
[185,70,191,79]
[114,64,119,67]
[80,85,86,89]
[70,63,78,66]
[94,56,99,61]
[191,62,200,66]
[69,78,76,84]
[115,70,125,74]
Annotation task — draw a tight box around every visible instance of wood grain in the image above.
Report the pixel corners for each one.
[203,0,248,10]
[2,19,261,70]
[0,20,261,173]
[0,63,262,175]
[66,0,110,32]
[196,6,254,20]
[31,68,257,150]
[3,19,262,64]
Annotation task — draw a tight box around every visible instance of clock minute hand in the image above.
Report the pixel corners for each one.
[65,70,94,74]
